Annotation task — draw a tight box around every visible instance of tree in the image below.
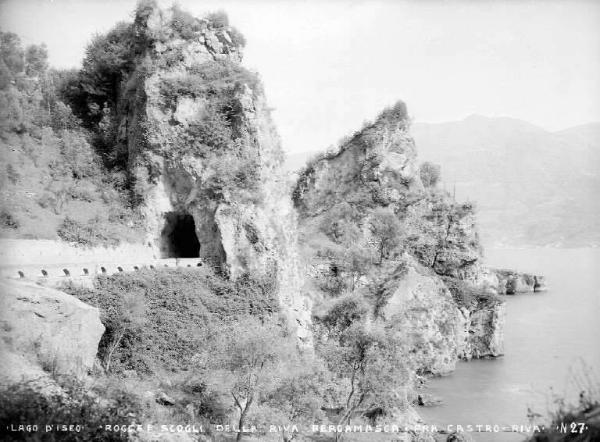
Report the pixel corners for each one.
[319,202,362,245]
[0,32,24,77]
[25,43,48,77]
[71,22,136,126]
[419,161,441,188]
[341,245,374,291]
[320,322,410,441]
[263,360,328,442]
[319,294,369,336]
[403,191,481,276]
[206,318,289,442]
[102,292,146,372]
[368,207,402,264]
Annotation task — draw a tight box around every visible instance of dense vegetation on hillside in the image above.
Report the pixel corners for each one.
[2,4,419,439]
[55,267,323,439]
[293,106,486,299]
[53,266,426,441]
[0,0,256,243]
[0,30,144,244]
[65,267,281,374]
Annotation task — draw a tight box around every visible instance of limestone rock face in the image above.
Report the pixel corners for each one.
[0,279,104,382]
[430,207,481,279]
[294,101,506,368]
[458,301,505,359]
[294,101,420,216]
[493,269,546,294]
[116,5,311,344]
[379,261,462,376]
[379,260,505,370]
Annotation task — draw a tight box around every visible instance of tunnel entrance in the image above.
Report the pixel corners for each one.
[160,212,200,258]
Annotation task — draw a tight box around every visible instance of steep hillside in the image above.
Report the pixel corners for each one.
[293,102,510,388]
[0,4,311,343]
[0,33,145,246]
[1,4,316,440]
[107,4,311,342]
[412,116,600,248]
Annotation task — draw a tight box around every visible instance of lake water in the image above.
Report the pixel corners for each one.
[419,248,600,441]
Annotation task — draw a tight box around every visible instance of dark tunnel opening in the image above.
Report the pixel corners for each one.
[161,212,200,258]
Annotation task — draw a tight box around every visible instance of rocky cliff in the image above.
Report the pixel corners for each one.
[108,5,311,344]
[492,268,547,294]
[293,102,507,374]
[294,102,420,214]
[377,259,464,375]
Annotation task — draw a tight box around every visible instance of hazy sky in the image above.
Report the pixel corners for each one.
[1,0,599,154]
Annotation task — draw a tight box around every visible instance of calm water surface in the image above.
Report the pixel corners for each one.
[419,248,600,441]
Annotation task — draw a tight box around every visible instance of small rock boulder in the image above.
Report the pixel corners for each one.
[0,279,104,382]
[416,393,444,407]
[533,275,547,292]
[156,391,176,406]
[493,269,545,294]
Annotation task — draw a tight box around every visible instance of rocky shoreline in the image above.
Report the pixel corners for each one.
[0,3,548,440]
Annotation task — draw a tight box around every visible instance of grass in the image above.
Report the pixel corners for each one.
[528,362,600,442]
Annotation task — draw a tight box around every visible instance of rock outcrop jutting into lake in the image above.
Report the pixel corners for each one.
[293,102,528,374]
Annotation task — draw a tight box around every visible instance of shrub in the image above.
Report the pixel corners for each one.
[228,27,247,48]
[56,217,118,247]
[403,190,481,275]
[441,276,500,309]
[133,0,157,28]
[527,364,600,442]
[377,100,408,126]
[205,10,229,28]
[177,377,229,423]
[369,207,403,263]
[169,5,202,40]
[6,163,21,184]
[0,378,140,441]
[68,182,97,202]
[57,217,90,244]
[0,209,19,229]
[69,22,136,127]
[24,43,48,77]
[160,60,261,106]
[419,161,441,188]
[318,294,369,333]
[185,109,232,151]
[63,268,281,374]
[59,129,99,179]
[47,100,79,131]
[0,32,25,78]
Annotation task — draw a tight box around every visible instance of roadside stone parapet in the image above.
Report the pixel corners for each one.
[0,258,204,288]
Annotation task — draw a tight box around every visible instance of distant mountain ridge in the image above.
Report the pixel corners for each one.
[285,117,600,248]
[412,117,600,247]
